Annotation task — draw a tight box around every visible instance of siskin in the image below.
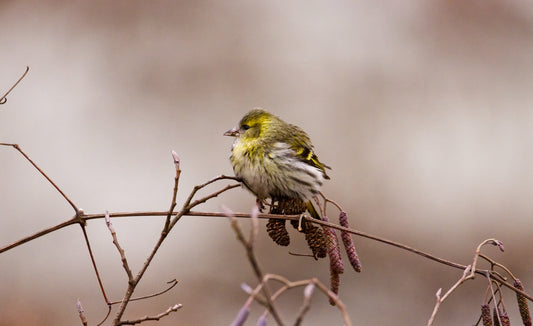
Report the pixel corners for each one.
[224,108,330,205]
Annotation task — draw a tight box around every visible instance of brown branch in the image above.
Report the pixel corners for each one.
[4,208,530,301]
[0,66,29,105]
[118,304,182,325]
[3,206,526,303]
[303,215,469,271]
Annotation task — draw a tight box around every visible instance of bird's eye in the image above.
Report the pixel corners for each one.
[242,124,250,130]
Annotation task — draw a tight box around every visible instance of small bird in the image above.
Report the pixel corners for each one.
[224,108,330,204]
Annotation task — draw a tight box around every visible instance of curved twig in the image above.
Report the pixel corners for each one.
[0,66,29,105]
[109,279,179,305]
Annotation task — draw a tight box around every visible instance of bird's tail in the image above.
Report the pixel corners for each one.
[306,200,322,220]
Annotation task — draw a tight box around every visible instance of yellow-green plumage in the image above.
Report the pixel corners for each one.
[224,108,330,201]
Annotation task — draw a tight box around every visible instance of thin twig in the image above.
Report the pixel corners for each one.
[109,279,179,305]
[486,273,502,325]
[97,307,112,326]
[479,253,518,281]
[0,143,79,212]
[163,151,181,234]
[80,222,110,304]
[105,211,134,282]
[468,239,505,279]
[0,215,78,254]
[288,251,315,258]
[118,304,182,325]
[302,215,468,271]
[184,183,241,214]
[427,238,505,325]
[0,66,29,105]
[318,191,343,216]
[489,272,533,302]
[492,280,505,312]
[181,175,241,213]
[427,265,472,326]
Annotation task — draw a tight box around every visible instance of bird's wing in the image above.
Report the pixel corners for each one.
[285,126,331,179]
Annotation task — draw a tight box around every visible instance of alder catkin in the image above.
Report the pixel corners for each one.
[481,304,493,326]
[338,211,362,272]
[323,226,344,274]
[514,279,532,326]
[499,311,510,326]
[304,224,327,259]
[493,307,501,326]
[266,219,290,246]
[329,268,340,306]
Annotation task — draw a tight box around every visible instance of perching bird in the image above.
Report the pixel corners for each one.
[224,108,330,205]
[224,108,330,255]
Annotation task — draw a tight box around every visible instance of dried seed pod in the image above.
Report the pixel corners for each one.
[272,197,307,215]
[338,211,362,272]
[323,226,344,274]
[304,224,327,259]
[514,279,532,326]
[266,219,290,246]
[481,304,493,326]
[290,219,300,230]
[274,199,327,258]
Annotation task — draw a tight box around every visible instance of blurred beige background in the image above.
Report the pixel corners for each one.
[1,0,533,325]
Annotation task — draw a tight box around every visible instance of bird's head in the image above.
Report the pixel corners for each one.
[224,108,276,141]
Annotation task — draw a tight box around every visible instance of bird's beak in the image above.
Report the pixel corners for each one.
[224,127,239,137]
